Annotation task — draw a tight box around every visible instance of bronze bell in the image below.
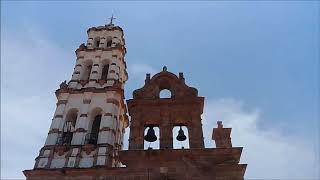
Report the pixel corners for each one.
[176,126,187,141]
[144,126,157,142]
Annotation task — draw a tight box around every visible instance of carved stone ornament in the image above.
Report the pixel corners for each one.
[98,79,106,86]
[83,144,95,155]
[78,43,86,50]
[55,146,68,156]
[59,80,68,89]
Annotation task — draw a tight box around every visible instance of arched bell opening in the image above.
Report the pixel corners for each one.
[85,108,102,145]
[59,109,78,145]
[172,126,189,149]
[94,37,101,48]
[159,89,172,99]
[143,126,160,150]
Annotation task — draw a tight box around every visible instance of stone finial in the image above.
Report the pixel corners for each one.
[59,80,68,89]
[79,43,86,50]
[212,121,232,148]
[162,66,167,72]
[145,73,151,84]
[179,72,184,79]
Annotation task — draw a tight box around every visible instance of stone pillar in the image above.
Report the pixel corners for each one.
[189,113,204,148]
[45,100,67,145]
[98,103,117,145]
[128,113,144,150]
[72,98,91,145]
[88,57,100,87]
[159,107,173,149]
[212,121,232,148]
[160,123,173,149]
[69,60,85,88]
[87,37,94,49]
[100,37,106,48]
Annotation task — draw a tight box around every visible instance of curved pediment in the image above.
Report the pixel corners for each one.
[133,68,198,99]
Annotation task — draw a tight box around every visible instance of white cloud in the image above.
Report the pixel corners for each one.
[202,98,319,179]
[1,24,73,179]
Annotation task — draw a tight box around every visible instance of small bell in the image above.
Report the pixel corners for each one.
[144,126,157,142]
[176,126,187,141]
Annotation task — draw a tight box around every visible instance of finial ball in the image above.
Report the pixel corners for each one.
[163,66,167,71]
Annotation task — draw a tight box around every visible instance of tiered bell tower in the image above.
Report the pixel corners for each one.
[24,20,129,177]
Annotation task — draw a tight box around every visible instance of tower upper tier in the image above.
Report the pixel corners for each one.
[68,23,128,91]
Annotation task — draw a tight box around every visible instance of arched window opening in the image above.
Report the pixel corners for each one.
[85,114,101,145]
[172,126,189,149]
[106,37,112,47]
[159,89,172,98]
[144,126,160,150]
[81,61,93,81]
[58,110,78,145]
[94,37,100,48]
[101,64,109,81]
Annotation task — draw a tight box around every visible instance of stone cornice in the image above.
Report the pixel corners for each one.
[55,86,124,99]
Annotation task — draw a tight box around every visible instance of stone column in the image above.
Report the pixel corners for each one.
[160,123,173,149]
[87,37,94,49]
[88,57,101,87]
[189,113,204,148]
[100,37,106,48]
[128,113,144,150]
[98,102,118,145]
[69,59,85,88]
[72,99,90,145]
[159,107,173,149]
[45,100,67,145]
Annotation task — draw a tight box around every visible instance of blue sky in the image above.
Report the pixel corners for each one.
[1,1,319,179]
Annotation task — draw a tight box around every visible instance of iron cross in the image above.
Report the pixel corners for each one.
[108,14,116,25]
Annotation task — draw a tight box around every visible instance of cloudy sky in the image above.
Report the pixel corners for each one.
[1,1,319,179]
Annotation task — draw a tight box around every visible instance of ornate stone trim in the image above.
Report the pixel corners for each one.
[76,64,82,67]
[80,114,88,117]
[99,127,116,135]
[69,79,79,83]
[55,146,69,156]
[74,128,87,133]
[54,114,63,118]
[80,80,89,86]
[76,56,84,60]
[98,79,106,86]
[48,128,60,134]
[56,100,68,106]
[106,99,119,106]
[83,99,91,104]
[74,71,80,74]
[83,144,95,155]
[89,79,98,82]
[104,113,112,116]
[55,86,125,100]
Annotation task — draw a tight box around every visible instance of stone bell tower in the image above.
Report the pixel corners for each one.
[24,20,129,179]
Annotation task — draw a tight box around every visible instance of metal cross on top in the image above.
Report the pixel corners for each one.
[108,14,116,25]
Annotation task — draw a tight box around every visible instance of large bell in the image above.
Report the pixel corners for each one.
[144,126,157,142]
[176,127,187,141]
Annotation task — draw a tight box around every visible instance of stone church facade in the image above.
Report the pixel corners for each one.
[23,21,247,180]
